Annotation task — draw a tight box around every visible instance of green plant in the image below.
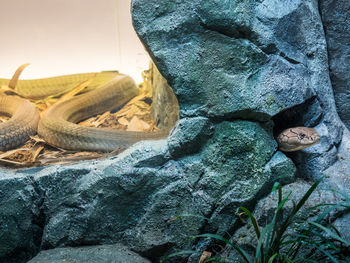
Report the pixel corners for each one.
[163,179,350,263]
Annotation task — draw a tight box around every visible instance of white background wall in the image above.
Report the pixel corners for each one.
[0,0,149,83]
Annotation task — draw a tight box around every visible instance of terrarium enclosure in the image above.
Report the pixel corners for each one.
[0,0,350,263]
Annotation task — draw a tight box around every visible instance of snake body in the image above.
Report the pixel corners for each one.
[0,71,120,99]
[0,94,39,151]
[0,73,169,152]
[38,75,169,152]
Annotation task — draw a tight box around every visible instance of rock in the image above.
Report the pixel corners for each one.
[255,0,344,178]
[322,128,350,194]
[0,119,295,263]
[27,244,151,263]
[201,150,296,235]
[333,213,350,243]
[132,0,343,179]
[150,63,179,130]
[0,175,41,263]
[132,1,314,121]
[198,121,277,207]
[36,121,294,262]
[187,120,296,237]
[167,117,213,158]
[319,0,350,129]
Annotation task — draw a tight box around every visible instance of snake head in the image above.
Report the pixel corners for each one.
[277,127,321,152]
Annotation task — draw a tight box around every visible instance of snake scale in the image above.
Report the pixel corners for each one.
[276,127,320,152]
[0,72,320,153]
[0,73,168,152]
[0,95,40,151]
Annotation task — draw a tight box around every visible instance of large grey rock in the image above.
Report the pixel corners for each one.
[36,120,294,260]
[132,0,343,179]
[255,0,344,178]
[0,176,41,263]
[0,119,296,263]
[27,244,151,263]
[131,2,349,261]
[320,0,350,129]
[132,0,314,121]
[195,121,295,234]
[323,128,350,193]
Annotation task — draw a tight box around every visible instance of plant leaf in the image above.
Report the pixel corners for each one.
[310,222,350,246]
[195,234,253,263]
[256,222,274,262]
[239,206,260,240]
[309,243,340,263]
[271,182,281,193]
[292,179,322,217]
[276,179,322,251]
[268,253,278,263]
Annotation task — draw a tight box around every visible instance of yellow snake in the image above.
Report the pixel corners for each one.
[0,94,40,151]
[0,73,169,152]
[0,71,121,100]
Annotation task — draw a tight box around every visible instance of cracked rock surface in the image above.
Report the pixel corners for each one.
[0,118,296,263]
[27,244,152,263]
[132,0,343,178]
[0,0,350,262]
[320,0,350,130]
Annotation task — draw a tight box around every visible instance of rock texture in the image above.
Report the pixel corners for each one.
[320,0,350,129]
[0,176,40,263]
[132,0,343,178]
[0,117,296,263]
[0,0,349,262]
[27,244,151,263]
[150,62,179,130]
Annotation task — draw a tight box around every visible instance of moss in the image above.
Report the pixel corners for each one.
[199,120,279,199]
[265,96,276,108]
